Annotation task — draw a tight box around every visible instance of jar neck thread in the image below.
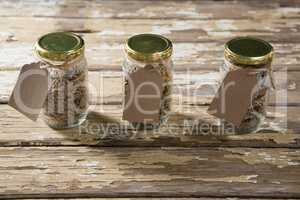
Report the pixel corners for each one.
[38,53,85,70]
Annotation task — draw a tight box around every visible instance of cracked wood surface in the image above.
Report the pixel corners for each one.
[0,70,298,105]
[0,0,300,199]
[1,0,299,20]
[0,147,299,199]
[0,1,300,71]
[0,21,299,71]
[0,104,299,147]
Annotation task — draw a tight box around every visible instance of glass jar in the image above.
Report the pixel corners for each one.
[122,34,173,130]
[221,37,274,133]
[35,32,89,129]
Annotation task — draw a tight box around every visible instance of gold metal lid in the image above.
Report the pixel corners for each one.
[35,32,84,62]
[225,37,273,66]
[125,34,173,62]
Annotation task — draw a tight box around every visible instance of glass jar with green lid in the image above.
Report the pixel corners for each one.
[122,34,173,129]
[221,36,274,133]
[35,32,88,129]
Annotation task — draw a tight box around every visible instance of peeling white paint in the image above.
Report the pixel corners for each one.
[195,156,209,161]
[98,30,126,36]
[94,43,123,50]
[216,20,237,30]
[152,20,199,35]
[0,43,36,69]
[197,174,258,184]
[288,81,296,90]
[225,149,300,168]
[84,161,99,167]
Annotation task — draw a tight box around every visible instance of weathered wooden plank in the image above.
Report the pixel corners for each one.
[0,1,299,199]
[1,15,300,70]
[1,40,223,71]
[1,0,299,20]
[0,70,297,106]
[2,17,300,43]
[0,147,299,199]
[0,103,299,147]
[1,41,299,71]
[0,2,299,71]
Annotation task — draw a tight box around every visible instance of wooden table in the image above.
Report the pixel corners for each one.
[1,0,300,199]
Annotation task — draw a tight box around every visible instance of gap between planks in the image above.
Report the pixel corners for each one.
[1,195,300,200]
[10,196,296,200]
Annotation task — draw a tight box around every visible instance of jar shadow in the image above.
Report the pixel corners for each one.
[53,110,132,146]
[52,108,286,147]
[53,111,240,147]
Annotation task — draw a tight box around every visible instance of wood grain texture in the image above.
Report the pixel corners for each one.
[0,147,299,199]
[2,17,300,43]
[0,0,299,71]
[0,104,299,147]
[0,22,299,71]
[0,70,297,106]
[0,1,300,199]
[1,0,299,20]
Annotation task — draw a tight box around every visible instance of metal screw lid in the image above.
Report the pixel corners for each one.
[125,34,173,62]
[225,37,273,67]
[35,32,84,63]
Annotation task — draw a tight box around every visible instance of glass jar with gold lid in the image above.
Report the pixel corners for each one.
[221,36,274,133]
[122,34,173,129]
[35,32,88,129]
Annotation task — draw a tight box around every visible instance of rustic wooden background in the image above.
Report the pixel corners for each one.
[0,0,300,199]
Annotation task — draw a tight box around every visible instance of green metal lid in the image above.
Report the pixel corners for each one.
[225,37,273,66]
[125,34,172,62]
[35,32,84,62]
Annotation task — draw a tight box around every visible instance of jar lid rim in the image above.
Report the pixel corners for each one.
[225,37,273,65]
[35,32,84,62]
[125,33,172,62]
